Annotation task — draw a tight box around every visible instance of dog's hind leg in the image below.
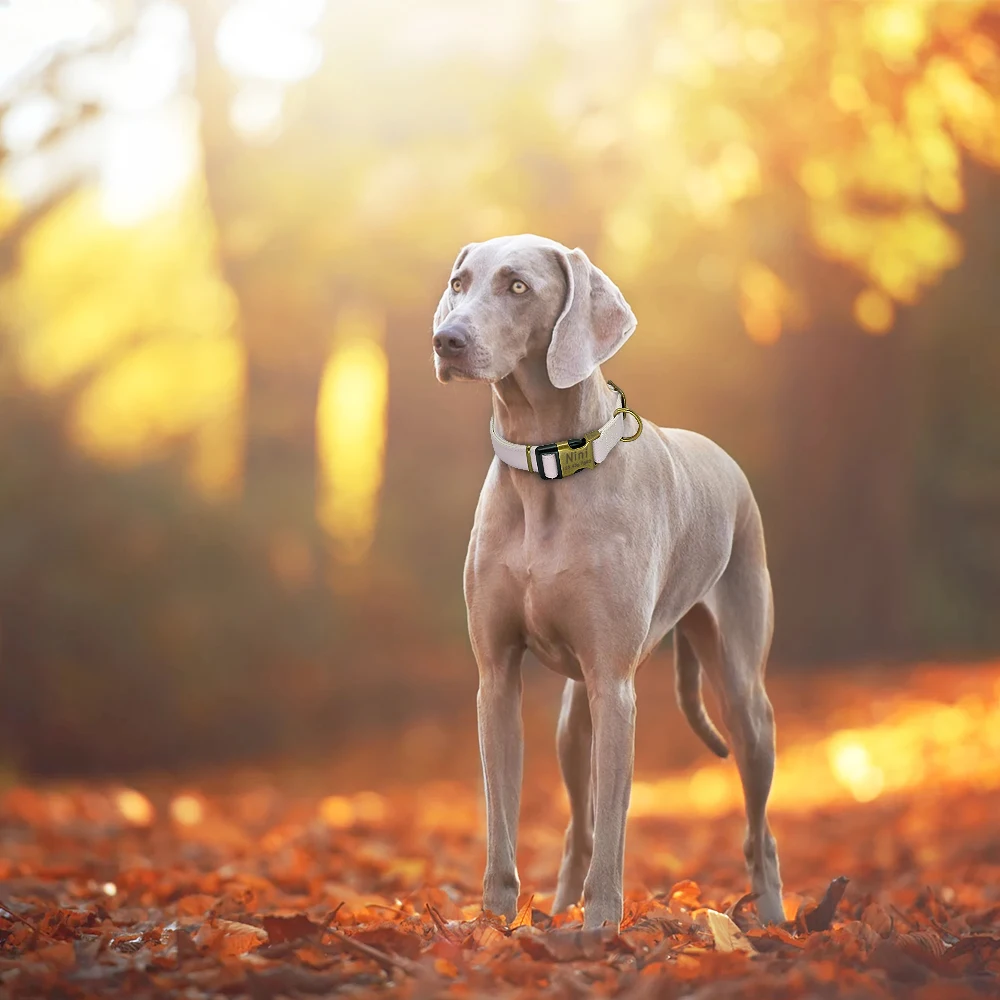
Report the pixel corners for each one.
[580,669,637,931]
[681,510,784,924]
[552,679,593,913]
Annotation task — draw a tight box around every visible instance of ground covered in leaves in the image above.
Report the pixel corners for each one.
[2,663,1000,998]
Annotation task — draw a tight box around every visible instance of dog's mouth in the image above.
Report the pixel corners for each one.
[434,357,490,384]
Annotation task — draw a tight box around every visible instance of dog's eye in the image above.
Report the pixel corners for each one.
[511,280,528,294]
[450,278,462,293]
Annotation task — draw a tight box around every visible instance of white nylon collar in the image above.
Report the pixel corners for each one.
[489,381,642,481]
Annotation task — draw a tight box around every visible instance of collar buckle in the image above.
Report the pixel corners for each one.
[534,430,600,480]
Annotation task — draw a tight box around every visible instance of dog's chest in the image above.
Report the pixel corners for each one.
[470,475,632,677]
[499,544,593,680]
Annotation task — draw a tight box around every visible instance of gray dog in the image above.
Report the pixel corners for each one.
[432,234,783,931]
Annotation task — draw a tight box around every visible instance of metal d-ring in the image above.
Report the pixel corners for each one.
[614,407,643,442]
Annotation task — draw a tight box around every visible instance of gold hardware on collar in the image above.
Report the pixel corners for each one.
[607,380,627,409]
[607,380,642,443]
[614,407,643,442]
[494,381,642,480]
[554,429,600,477]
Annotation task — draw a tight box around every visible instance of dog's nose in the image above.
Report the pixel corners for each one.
[433,323,469,358]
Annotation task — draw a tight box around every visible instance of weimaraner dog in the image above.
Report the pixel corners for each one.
[432,234,783,931]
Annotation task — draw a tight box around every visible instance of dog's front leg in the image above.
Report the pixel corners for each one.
[476,647,524,923]
[581,674,636,931]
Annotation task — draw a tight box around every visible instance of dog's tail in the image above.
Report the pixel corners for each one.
[674,629,730,758]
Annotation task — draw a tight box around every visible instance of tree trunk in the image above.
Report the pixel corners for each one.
[768,274,915,665]
[185,1,328,533]
[242,350,323,528]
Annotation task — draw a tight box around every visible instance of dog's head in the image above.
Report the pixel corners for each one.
[431,234,636,388]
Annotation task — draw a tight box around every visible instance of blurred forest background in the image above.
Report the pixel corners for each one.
[1,0,998,778]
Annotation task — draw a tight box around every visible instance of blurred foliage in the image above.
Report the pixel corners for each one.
[1,189,241,493]
[1,0,999,774]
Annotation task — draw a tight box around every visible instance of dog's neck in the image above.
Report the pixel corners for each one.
[491,360,618,445]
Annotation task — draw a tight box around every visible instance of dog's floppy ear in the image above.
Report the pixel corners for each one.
[433,243,477,330]
[546,247,637,389]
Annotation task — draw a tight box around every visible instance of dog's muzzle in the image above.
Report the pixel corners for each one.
[433,322,470,358]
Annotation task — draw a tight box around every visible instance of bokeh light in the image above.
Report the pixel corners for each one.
[115,789,155,826]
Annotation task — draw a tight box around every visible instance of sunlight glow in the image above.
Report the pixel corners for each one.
[629,671,1000,820]
[5,190,241,496]
[688,765,733,813]
[864,2,928,64]
[0,95,60,153]
[72,337,242,464]
[99,106,199,227]
[743,27,784,66]
[101,107,197,226]
[0,0,110,92]
[230,84,284,140]
[54,1,197,225]
[216,0,324,82]
[317,307,389,565]
[105,2,188,112]
[829,738,886,802]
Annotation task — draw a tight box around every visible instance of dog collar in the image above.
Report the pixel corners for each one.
[490,380,643,481]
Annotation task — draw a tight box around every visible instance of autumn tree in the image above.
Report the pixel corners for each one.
[1,0,999,773]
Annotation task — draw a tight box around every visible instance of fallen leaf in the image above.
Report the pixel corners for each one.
[668,880,702,911]
[261,913,323,943]
[861,901,894,939]
[510,895,534,930]
[803,876,850,932]
[868,938,932,984]
[702,909,755,954]
[726,891,760,932]
[195,918,267,957]
[518,924,617,962]
[351,925,424,961]
[895,929,948,960]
